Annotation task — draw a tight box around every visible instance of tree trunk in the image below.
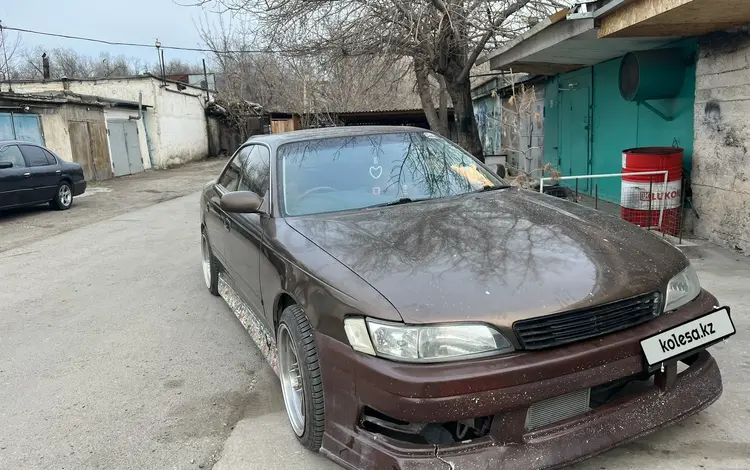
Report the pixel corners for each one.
[446,78,484,161]
[414,57,448,137]
[438,74,449,134]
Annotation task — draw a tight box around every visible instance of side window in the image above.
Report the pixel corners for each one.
[239,146,270,197]
[43,149,57,165]
[19,145,50,167]
[0,145,26,168]
[217,147,251,192]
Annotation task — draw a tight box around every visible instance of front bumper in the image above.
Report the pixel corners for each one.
[316,290,724,470]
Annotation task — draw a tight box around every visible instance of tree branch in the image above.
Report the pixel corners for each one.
[414,56,447,136]
[458,0,533,83]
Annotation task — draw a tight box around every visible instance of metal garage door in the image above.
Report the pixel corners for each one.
[108,120,143,177]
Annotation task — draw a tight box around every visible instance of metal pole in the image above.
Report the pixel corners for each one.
[154,39,162,83]
[575,179,579,201]
[160,50,167,86]
[648,177,653,231]
[202,58,210,101]
[659,171,669,234]
[595,184,598,210]
[679,175,687,244]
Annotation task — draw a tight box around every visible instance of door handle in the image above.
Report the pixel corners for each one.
[23,172,31,177]
[223,218,231,232]
[56,170,61,174]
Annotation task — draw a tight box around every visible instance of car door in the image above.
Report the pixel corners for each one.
[206,147,250,267]
[19,144,60,203]
[0,145,27,208]
[224,144,272,328]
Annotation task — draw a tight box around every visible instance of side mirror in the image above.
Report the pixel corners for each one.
[220,191,262,213]
[0,162,13,169]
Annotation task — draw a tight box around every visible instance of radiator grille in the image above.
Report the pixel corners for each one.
[525,388,591,431]
[514,292,661,350]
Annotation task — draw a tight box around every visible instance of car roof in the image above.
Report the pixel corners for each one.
[244,125,429,147]
[0,140,45,147]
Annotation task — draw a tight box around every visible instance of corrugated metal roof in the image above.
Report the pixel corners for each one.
[0,91,148,109]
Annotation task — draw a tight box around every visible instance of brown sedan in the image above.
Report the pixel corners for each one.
[199,126,734,469]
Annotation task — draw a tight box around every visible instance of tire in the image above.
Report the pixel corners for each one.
[51,181,73,210]
[277,305,325,452]
[201,230,220,296]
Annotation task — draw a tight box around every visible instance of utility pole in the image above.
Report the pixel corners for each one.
[155,39,166,86]
[202,58,210,102]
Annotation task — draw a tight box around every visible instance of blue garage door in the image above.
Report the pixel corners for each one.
[0,113,44,145]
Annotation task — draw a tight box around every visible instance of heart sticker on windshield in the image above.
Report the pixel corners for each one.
[369,166,383,179]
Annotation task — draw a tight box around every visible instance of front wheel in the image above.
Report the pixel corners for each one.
[50,182,73,210]
[201,230,220,296]
[277,305,325,452]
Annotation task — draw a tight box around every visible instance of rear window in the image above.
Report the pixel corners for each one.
[42,149,57,165]
[20,145,51,167]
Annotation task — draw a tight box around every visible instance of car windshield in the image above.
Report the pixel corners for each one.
[278,131,506,216]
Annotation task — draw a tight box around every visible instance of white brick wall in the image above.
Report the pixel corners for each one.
[692,32,750,253]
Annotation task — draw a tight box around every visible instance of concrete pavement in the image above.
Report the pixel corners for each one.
[0,157,228,253]
[0,190,748,470]
[0,193,262,469]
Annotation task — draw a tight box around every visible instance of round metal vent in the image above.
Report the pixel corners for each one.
[619,53,641,102]
[618,49,686,102]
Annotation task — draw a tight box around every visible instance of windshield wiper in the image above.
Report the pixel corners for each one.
[369,197,424,208]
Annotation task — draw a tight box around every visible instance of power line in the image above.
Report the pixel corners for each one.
[1,25,300,54]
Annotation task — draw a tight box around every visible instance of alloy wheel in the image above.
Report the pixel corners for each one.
[60,185,72,207]
[278,323,305,436]
[201,234,212,289]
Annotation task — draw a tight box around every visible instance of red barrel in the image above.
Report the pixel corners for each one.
[620,147,682,236]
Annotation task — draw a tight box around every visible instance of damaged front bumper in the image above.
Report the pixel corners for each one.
[315,290,724,470]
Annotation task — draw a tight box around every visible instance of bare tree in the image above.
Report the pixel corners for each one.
[14,47,143,80]
[496,76,562,189]
[151,59,205,76]
[194,0,566,160]
[198,14,421,121]
[0,25,22,89]
[94,53,135,77]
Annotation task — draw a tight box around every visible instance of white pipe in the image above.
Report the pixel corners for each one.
[539,170,671,230]
[540,171,669,193]
[540,170,668,185]
[658,171,668,229]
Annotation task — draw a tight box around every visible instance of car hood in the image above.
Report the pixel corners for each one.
[285,188,688,328]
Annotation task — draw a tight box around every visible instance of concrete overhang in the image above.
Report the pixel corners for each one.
[481,15,678,75]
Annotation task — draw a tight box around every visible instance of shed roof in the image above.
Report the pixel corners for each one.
[8,73,215,93]
[478,0,750,75]
[479,15,675,75]
[0,91,150,109]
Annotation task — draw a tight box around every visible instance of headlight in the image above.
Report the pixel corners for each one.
[343,317,514,362]
[664,264,701,312]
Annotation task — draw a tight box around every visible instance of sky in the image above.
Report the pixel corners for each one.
[2,0,234,68]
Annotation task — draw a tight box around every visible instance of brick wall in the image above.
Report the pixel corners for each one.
[692,29,750,253]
